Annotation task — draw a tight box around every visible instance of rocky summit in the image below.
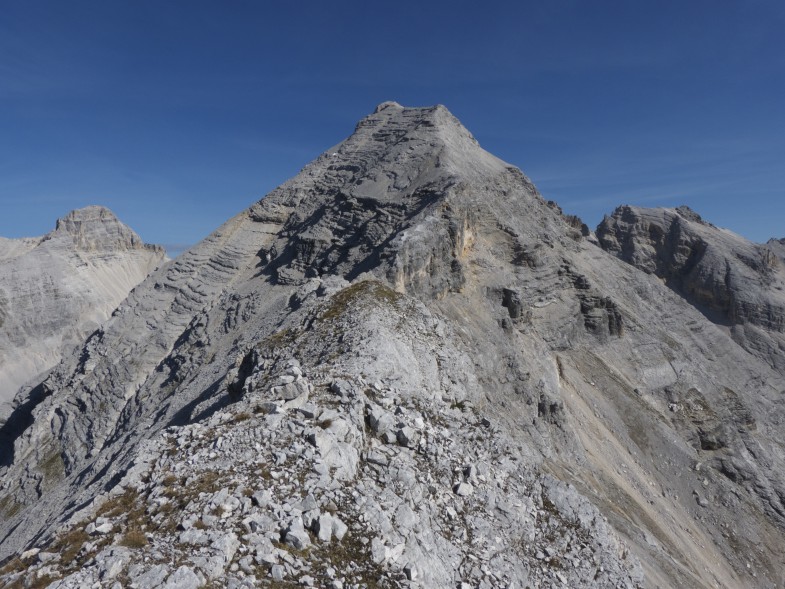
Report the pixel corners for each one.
[1,103,784,589]
[0,206,166,421]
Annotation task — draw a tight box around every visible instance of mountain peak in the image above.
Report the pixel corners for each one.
[52,205,160,253]
[245,102,526,293]
[304,103,503,201]
[55,205,124,235]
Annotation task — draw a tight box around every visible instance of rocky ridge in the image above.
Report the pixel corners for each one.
[0,206,166,419]
[596,205,785,370]
[1,103,784,588]
[1,282,644,589]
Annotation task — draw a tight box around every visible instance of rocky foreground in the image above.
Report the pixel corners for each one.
[5,286,641,588]
[1,103,784,588]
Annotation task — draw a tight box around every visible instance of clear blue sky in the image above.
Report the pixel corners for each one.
[2,0,783,252]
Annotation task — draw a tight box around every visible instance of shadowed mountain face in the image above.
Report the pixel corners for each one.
[0,206,166,420]
[1,104,784,589]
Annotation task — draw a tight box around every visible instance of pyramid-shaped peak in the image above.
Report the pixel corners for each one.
[53,205,160,253]
[327,102,503,182]
[250,102,514,229]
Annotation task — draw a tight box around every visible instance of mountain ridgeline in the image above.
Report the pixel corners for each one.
[1,103,784,589]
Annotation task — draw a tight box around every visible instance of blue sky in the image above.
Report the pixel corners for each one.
[1,0,783,252]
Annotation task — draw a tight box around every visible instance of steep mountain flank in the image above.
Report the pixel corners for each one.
[0,206,166,419]
[596,205,785,370]
[1,104,784,589]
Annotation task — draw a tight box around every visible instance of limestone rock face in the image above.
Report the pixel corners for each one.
[0,206,166,418]
[1,105,784,589]
[596,205,785,369]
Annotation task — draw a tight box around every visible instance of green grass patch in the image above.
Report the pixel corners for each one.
[232,411,252,423]
[119,529,148,549]
[97,488,142,519]
[264,328,299,350]
[48,526,90,565]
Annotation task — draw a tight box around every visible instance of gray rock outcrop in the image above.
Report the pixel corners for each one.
[1,104,784,588]
[0,206,165,419]
[596,205,785,369]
